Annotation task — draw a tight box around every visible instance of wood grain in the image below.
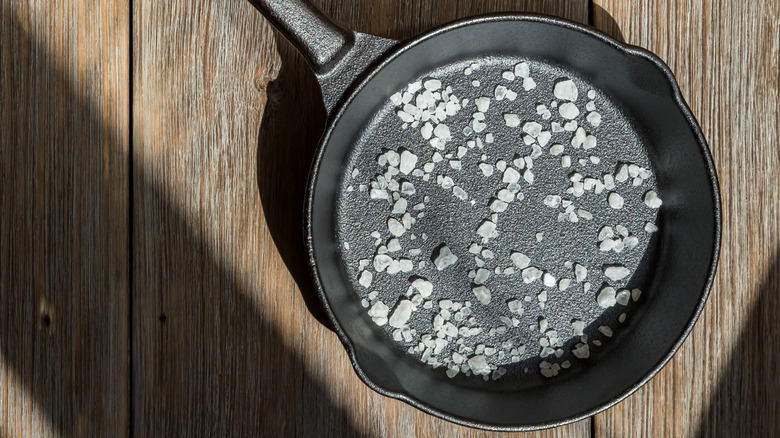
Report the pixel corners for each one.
[0,0,130,437]
[592,1,780,437]
[132,0,592,436]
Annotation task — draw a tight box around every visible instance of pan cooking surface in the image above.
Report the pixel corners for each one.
[335,55,661,384]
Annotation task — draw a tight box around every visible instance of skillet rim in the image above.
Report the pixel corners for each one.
[303,12,722,431]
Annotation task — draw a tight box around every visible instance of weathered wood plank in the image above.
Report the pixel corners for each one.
[133,0,592,436]
[0,0,130,436]
[592,1,780,436]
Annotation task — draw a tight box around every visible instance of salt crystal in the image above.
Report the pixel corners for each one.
[644,190,663,208]
[370,189,388,200]
[389,299,415,328]
[604,265,631,281]
[553,79,578,101]
[573,342,590,359]
[359,271,373,288]
[559,278,571,291]
[373,254,393,272]
[597,286,617,308]
[543,272,557,287]
[538,131,552,147]
[411,278,433,297]
[599,326,614,337]
[544,195,562,208]
[523,122,543,137]
[473,268,490,285]
[550,144,564,155]
[559,102,580,119]
[522,267,543,283]
[368,301,390,326]
[511,252,531,269]
[479,163,494,176]
[475,97,491,112]
[392,198,407,214]
[608,192,624,209]
[587,111,602,127]
[574,263,588,282]
[632,288,642,301]
[399,150,418,174]
[523,169,534,184]
[504,113,521,127]
[515,62,530,78]
[468,355,491,375]
[472,285,491,305]
[522,77,537,90]
[433,245,458,270]
[424,79,441,91]
[503,167,520,184]
[477,220,497,239]
[616,289,631,305]
[645,222,659,233]
[507,299,524,314]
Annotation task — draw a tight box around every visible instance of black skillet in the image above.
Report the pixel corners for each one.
[247,0,721,431]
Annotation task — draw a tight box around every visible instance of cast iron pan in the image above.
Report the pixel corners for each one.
[248,0,721,431]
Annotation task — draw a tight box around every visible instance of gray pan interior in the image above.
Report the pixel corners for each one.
[304,16,720,430]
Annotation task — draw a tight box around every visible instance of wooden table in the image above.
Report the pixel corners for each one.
[1,0,778,436]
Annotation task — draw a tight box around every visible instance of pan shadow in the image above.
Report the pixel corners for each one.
[256,0,625,330]
[694,247,780,437]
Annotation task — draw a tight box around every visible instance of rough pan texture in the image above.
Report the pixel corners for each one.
[0,0,777,437]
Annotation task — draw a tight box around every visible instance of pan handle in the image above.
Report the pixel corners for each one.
[247,0,397,113]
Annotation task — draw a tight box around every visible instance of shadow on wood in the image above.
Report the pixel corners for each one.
[0,5,129,436]
[0,6,366,437]
[695,247,780,437]
[256,0,623,330]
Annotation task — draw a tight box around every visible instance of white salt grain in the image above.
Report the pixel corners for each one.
[644,191,663,208]
[507,299,524,314]
[468,355,491,375]
[616,289,631,306]
[433,245,458,270]
[554,79,579,101]
[511,252,531,269]
[575,263,588,282]
[389,299,415,328]
[475,97,491,112]
[388,218,405,237]
[645,222,659,233]
[503,167,521,184]
[477,220,497,239]
[399,150,418,174]
[472,285,491,305]
[608,192,624,209]
[604,265,631,281]
[597,286,617,308]
[411,278,433,297]
[586,111,602,127]
[598,326,614,337]
[522,267,543,283]
[392,198,408,214]
[544,195,562,208]
[504,113,521,127]
[559,102,580,119]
